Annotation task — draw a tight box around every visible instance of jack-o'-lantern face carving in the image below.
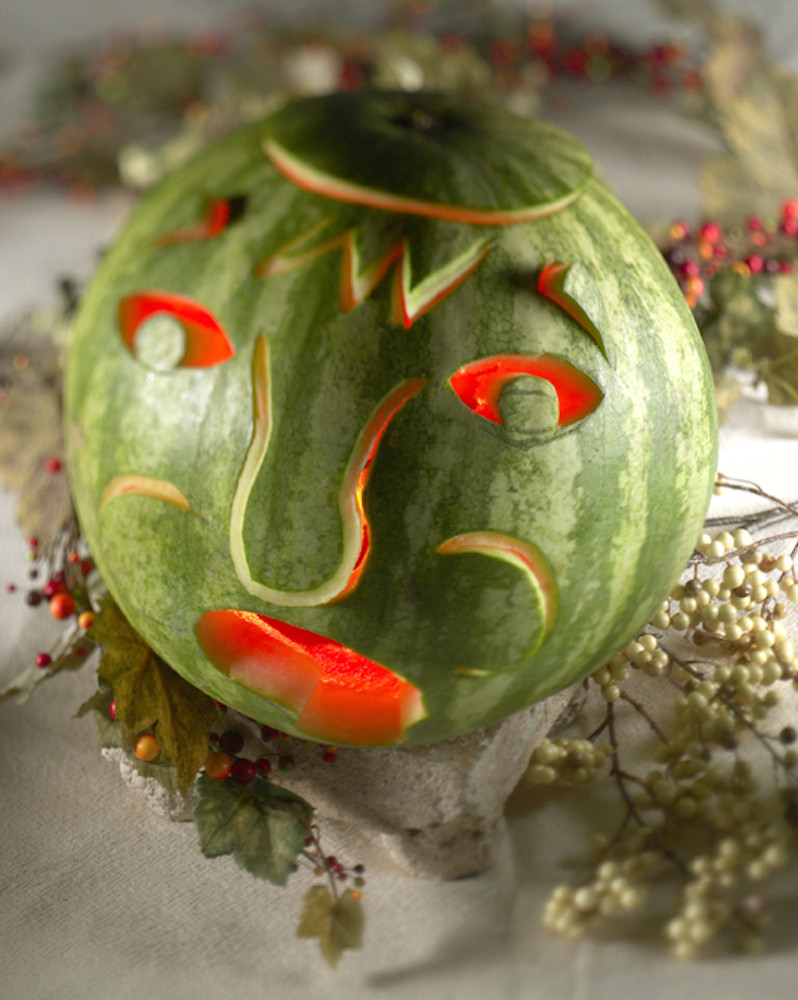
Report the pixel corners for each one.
[66,92,717,746]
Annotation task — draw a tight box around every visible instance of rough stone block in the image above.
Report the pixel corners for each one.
[107,686,579,879]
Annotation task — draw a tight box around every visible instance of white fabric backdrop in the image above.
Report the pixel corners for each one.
[2,3,798,998]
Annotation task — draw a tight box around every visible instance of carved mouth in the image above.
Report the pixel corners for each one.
[195,609,425,746]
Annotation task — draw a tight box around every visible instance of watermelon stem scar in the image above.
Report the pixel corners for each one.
[229,335,426,607]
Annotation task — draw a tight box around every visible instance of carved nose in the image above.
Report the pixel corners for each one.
[229,335,426,608]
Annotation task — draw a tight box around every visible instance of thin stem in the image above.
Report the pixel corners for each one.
[619,690,671,744]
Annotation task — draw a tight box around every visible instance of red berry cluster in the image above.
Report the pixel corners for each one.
[201,720,364,894]
[7,534,96,670]
[519,22,701,94]
[662,202,798,310]
[303,826,366,897]
[202,723,337,784]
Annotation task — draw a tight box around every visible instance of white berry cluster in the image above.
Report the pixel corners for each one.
[543,833,660,938]
[537,518,798,959]
[526,737,613,785]
[667,819,791,959]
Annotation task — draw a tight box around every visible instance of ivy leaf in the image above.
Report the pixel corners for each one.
[92,598,217,792]
[297,885,365,968]
[194,774,313,885]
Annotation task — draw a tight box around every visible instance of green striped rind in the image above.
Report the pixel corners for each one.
[65,95,716,745]
[264,90,593,222]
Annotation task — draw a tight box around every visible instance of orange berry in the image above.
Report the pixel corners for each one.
[669,221,690,241]
[134,733,160,762]
[698,239,714,260]
[78,610,95,630]
[49,592,76,619]
[204,751,233,779]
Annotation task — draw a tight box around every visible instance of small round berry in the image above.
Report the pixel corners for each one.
[134,733,160,762]
[45,457,63,473]
[25,590,42,606]
[256,756,272,776]
[230,758,257,784]
[109,699,117,720]
[49,592,76,619]
[35,652,52,668]
[219,729,245,755]
[78,610,95,630]
[699,220,722,242]
[204,751,233,780]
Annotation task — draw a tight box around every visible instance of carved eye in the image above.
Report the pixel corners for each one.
[118,292,235,371]
[449,353,603,442]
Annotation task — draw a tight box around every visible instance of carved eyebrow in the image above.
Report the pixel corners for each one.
[155,194,248,246]
[118,292,235,369]
[538,261,608,359]
[449,353,603,427]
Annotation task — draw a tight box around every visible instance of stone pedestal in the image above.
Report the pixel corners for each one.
[107,686,579,880]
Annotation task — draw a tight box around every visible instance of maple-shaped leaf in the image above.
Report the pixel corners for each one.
[297,885,365,968]
[193,774,313,885]
[0,320,74,551]
[700,16,798,221]
[92,598,217,792]
[760,330,798,406]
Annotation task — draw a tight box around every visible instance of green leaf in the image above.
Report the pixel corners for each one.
[0,663,51,705]
[194,774,313,885]
[713,372,742,423]
[773,272,798,337]
[700,19,798,220]
[0,318,74,552]
[760,331,798,404]
[297,885,365,968]
[93,598,217,792]
[92,707,128,749]
[0,622,96,705]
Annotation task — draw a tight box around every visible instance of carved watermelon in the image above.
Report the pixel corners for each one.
[65,90,717,746]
